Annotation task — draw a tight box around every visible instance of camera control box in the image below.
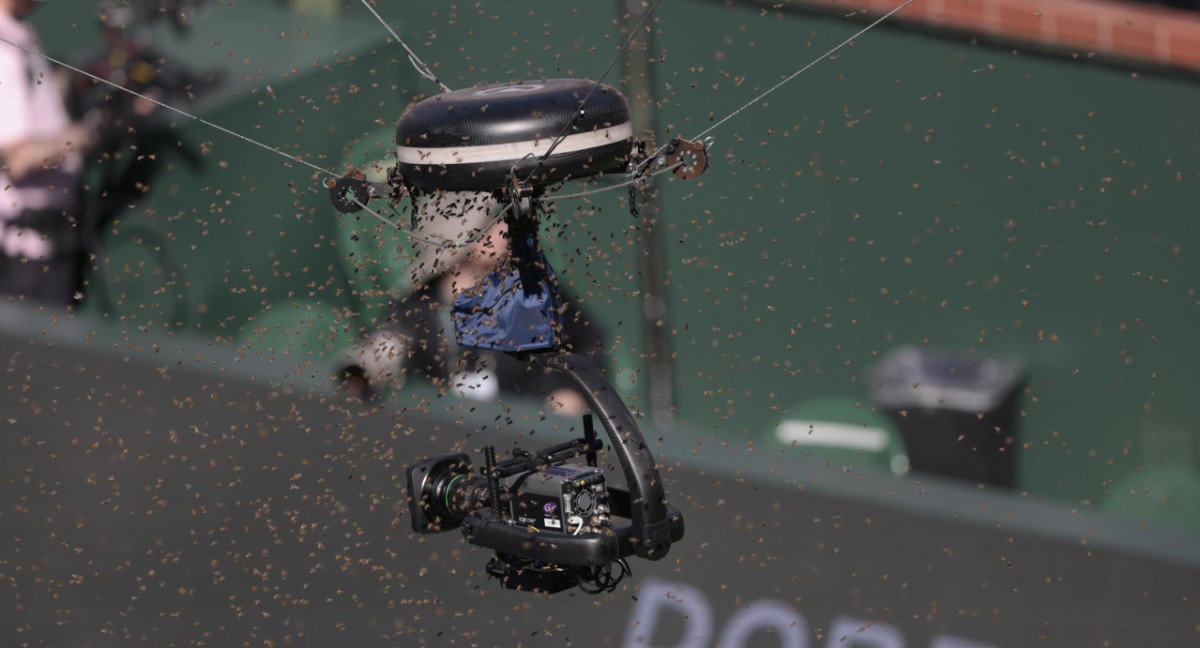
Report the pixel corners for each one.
[507,465,608,533]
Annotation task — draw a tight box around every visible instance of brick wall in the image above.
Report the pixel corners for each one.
[798,0,1200,71]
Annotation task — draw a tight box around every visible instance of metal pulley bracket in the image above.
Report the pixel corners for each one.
[664,138,708,180]
[325,168,395,214]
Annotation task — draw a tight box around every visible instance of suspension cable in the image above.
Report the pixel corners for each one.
[538,0,665,161]
[350,196,511,251]
[356,0,452,93]
[543,163,680,203]
[0,35,341,180]
[634,0,915,177]
[512,0,666,187]
[693,0,915,141]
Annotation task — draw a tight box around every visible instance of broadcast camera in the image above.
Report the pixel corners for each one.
[406,351,685,594]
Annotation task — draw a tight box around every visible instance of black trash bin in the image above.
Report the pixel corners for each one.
[869,346,1025,488]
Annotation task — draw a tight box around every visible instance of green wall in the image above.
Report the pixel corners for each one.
[642,2,1200,504]
[32,1,1200,507]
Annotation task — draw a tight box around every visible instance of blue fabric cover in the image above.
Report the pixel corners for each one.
[452,230,563,351]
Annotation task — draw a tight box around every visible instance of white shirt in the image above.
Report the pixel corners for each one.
[0,12,80,258]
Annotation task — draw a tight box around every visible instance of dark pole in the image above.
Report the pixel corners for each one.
[619,0,675,430]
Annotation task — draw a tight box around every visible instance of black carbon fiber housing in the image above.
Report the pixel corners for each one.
[458,486,685,567]
[394,79,632,191]
[461,508,620,568]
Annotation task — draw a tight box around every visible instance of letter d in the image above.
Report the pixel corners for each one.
[623,578,714,648]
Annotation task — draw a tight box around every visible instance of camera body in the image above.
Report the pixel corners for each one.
[508,464,609,534]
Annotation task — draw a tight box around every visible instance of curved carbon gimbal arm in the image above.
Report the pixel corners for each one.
[525,350,677,560]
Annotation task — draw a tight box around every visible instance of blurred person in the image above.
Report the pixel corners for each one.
[341,210,607,416]
[0,0,95,305]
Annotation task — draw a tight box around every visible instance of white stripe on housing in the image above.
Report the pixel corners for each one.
[396,123,633,166]
[775,420,891,452]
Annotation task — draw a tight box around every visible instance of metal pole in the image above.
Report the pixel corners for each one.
[620,0,675,430]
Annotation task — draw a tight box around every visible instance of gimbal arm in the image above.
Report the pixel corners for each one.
[525,350,675,560]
